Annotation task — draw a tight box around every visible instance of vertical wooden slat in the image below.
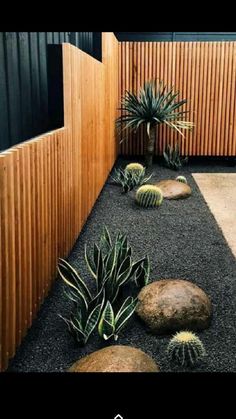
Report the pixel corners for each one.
[25,146,33,325]
[222,43,230,156]
[0,155,10,368]
[229,43,236,156]
[219,43,228,156]
[119,41,236,157]
[11,149,22,343]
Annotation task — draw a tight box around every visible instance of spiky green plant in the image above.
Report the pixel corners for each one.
[116,80,194,168]
[163,143,188,170]
[58,227,150,345]
[176,175,188,184]
[111,166,152,193]
[85,226,150,302]
[167,331,206,368]
[59,298,104,346]
[98,297,137,341]
[57,258,105,346]
[136,185,163,208]
[125,163,144,175]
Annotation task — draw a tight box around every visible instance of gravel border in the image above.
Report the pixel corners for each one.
[7,158,236,372]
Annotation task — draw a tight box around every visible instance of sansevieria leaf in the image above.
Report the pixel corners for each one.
[58,258,92,302]
[57,265,88,310]
[114,296,134,323]
[100,225,112,252]
[134,256,150,287]
[84,244,96,279]
[84,303,103,342]
[115,297,138,333]
[98,301,115,339]
[96,248,105,291]
[105,244,117,275]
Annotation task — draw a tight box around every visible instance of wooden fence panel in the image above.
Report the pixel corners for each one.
[119,41,236,156]
[0,33,118,371]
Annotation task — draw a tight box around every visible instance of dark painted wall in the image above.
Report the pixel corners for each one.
[115,32,236,41]
[0,32,101,151]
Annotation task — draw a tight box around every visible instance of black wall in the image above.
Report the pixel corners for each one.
[0,32,101,151]
[2,32,235,151]
[115,32,236,41]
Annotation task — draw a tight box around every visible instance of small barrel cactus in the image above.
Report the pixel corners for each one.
[125,163,144,175]
[167,331,206,368]
[176,175,187,184]
[136,185,163,208]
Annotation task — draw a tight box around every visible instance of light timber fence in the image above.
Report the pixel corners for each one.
[0,33,118,371]
[119,41,236,157]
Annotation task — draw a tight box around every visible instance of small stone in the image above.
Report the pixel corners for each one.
[136,279,212,334]
[68,345,160,372]
[155,179,191,199]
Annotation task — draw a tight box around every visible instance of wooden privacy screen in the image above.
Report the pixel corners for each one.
[119,42,236,156]
[0,33,118,371]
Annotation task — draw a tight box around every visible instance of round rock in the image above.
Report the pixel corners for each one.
[155,179,191,199]
[68,345,160,372]
[136,279,212,334]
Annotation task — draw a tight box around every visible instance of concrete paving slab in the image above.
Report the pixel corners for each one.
[192,173,236,258]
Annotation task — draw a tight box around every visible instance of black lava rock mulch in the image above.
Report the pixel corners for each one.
[7,158,236,372]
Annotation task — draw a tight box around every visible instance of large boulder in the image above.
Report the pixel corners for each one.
[68,345,160,372]
[155,180,191,199]
[136,279,212,334]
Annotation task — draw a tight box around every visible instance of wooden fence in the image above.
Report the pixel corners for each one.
[119,41,236,156]
[0,33,118,371]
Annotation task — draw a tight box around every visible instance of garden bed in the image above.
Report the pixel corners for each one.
[8,158,236,372]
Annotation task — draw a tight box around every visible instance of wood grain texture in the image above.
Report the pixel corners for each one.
[119,41,236,157]
[0,33,118,371]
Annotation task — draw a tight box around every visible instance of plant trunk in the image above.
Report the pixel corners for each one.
[145,126,155,168]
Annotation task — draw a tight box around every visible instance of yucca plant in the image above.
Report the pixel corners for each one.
[111,166,152,193]
[98,297,138,341]
[116,80,194,168]
[163,143,188,171]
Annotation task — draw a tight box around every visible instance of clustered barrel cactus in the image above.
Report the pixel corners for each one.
[136,185,163,208]
[167,331,206,367]
[125,163,144,175]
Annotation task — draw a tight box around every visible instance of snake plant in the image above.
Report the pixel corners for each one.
[85,226,150,302]
[58,226,150,345]
[98,297,138,341]
[57,258,106,345]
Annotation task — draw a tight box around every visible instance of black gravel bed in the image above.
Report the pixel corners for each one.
[7,158,236,372]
